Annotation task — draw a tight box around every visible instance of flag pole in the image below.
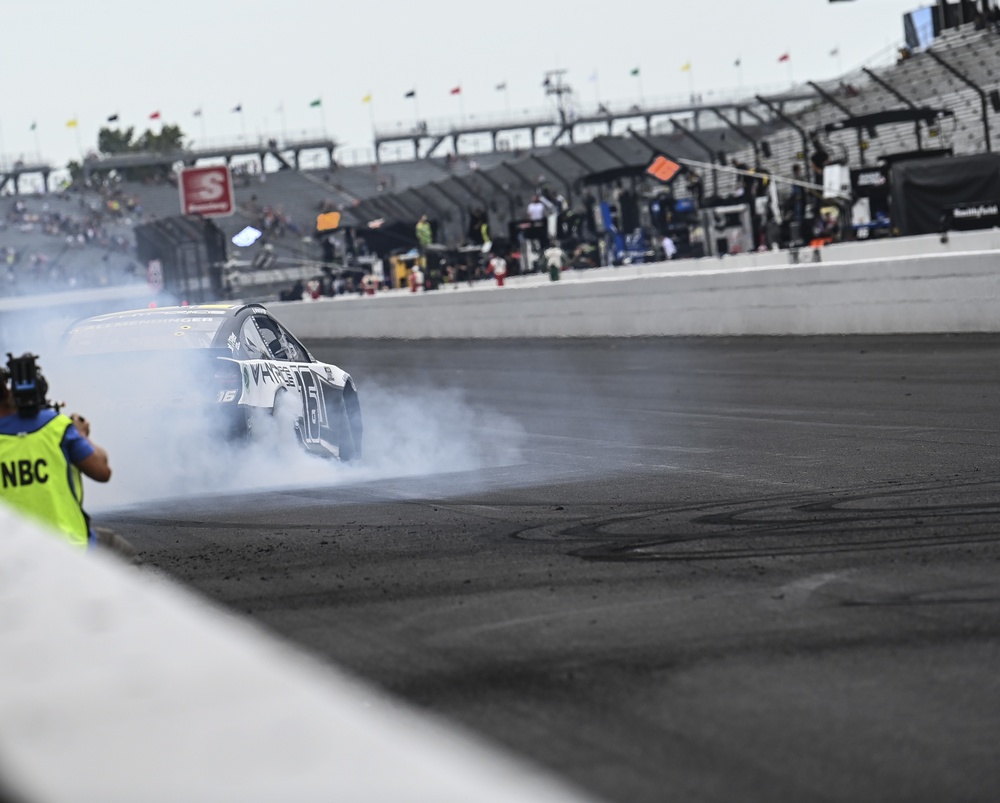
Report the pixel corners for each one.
[784,55,795,86]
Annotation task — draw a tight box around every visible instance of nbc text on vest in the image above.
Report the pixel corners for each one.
[1,459,49,488]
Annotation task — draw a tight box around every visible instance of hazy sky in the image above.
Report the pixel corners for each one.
[1,0,924,172]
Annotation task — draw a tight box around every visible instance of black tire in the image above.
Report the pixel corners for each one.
[339,386,363,462]
[220,404,252,444]
[271,388,307,448]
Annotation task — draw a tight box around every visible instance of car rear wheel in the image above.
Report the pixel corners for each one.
[338,386,363,462]
[271,388,307,448]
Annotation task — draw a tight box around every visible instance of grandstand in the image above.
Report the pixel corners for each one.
[1,189,144,298]
[4,11,1000,303]
[716,23,1000,179]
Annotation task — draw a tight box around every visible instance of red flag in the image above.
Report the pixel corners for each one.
[149,111,161,120]
[778,53,790,63]
[450,86,461,95]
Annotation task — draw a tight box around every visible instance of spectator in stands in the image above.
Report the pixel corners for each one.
[733,161,752,197]
[787,164,807,244]
[408,263,424,292]
[581,191,599,236]
[540,188,565,239]
[544,240,568,279]
[488,252,508,287]
[468,208,490,245]
[527,195,547,222]
[570,242,599,270]
[809,133,829,183]
[415,215,433,251]
[839,81,860,98]
[661,234,677,261]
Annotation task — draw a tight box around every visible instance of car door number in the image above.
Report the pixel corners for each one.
[294,368,326,443]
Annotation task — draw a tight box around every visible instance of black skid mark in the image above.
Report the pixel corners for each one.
[514,474,1000,562]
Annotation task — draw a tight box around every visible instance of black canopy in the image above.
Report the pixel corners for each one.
[824,108,954,133]
[890,153,1000,236]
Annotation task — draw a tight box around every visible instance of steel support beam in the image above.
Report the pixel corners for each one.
[808,81,866,166]
[926,49,991,152]
[671,120,719,196]
[861,67,923,150]
[711,108,761,168]
[756,95,810,179]
[527,154,575,205]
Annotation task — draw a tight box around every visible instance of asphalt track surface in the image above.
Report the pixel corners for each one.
[103,336,1000,803]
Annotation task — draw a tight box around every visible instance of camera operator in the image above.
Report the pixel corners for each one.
[0,353,132,558]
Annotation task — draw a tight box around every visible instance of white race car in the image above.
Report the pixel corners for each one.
[61,303,362,461]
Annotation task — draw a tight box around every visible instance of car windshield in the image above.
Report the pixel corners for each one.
[62,311,229,355]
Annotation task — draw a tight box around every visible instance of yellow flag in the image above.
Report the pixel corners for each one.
[680,62,692,72]
[65,118,78,128]
[361,93,372,103]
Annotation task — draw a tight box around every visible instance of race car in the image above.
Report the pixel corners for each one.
[60,303,362,461]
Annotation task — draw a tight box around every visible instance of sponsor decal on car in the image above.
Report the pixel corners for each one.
[247,361,296,387]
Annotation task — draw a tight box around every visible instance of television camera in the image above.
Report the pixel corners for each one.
[3,352,60,419]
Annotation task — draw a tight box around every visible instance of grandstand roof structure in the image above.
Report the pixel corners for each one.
[7,19,1000,284]
[717,23,1000,179]
[79,135,338,181]
[0,160,56,195]
[372,88,816,162]
[358,23,1000,243]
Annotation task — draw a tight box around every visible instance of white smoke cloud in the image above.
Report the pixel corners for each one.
[5,305,526,511]
[57,368,526,511]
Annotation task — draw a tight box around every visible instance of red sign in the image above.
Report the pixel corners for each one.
[179,165,234,217]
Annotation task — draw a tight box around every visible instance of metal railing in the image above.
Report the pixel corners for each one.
[372,81,808,140]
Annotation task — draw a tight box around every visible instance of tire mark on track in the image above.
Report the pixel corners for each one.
[511,474,1000,562]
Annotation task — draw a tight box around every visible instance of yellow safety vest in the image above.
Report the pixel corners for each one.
[0,414,89,548]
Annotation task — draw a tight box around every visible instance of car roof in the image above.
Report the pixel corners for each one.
[61,303,270,355]
[73,303,263,322]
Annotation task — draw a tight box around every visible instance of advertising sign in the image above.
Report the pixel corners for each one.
[179,165,235,217]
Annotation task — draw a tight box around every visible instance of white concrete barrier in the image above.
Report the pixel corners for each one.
[271,249,1000,339]
[0,506,601,803]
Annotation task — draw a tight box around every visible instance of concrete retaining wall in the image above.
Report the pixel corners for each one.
[0,506,599,803]
[272,249,1000,339]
